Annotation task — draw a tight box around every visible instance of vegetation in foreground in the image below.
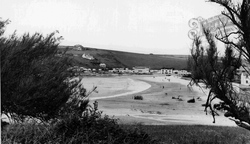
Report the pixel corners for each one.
[189,0,250,130]
[1,0,250,142]
[0,18,157,144]
[1,102,157,144]
[134,125,250,144]
[3,116,250,144]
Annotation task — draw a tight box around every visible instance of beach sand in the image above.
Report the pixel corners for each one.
[82,76,151,100]
[81,75,236,126]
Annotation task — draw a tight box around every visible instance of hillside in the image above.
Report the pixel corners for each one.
[58,45,189,70]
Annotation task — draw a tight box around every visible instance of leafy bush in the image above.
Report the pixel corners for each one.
[1,33,70,121]
[0,19,86,122]
[0,19,156,144]
[2,102,157,144]
[52,101,156,144]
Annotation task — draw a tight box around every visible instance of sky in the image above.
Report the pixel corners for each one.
[1,0,224,55]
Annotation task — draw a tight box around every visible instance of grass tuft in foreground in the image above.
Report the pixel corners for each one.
[126,124,250,144]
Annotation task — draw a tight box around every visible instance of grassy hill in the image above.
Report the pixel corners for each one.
[59,45,189,70]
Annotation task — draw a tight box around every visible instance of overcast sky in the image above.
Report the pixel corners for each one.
[1,0,224,55]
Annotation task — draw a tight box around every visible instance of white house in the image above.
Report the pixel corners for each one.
[99,63,106,68]
[111,68,131,73]
[172,69,190,75]
[241,72,250,85]
[133,66,150,74]
[237,63,250,86]
[82,53,94,60]
[118,68,129,73]
[161,68,173,74]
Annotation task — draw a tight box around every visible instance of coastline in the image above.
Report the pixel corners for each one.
[82,75,236,126]
[81,76,151,100]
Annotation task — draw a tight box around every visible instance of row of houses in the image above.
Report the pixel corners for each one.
[110,67,151,74]
[69,64,192,76]
[68,66,151,74]
[160,68,190,75]
[110,67,191,75]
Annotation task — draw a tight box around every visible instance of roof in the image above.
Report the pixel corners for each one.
[242,72,250,76]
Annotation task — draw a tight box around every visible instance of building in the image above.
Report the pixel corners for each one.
[241,72,250,86]
[133,66,150,74]
[118,68,129,73]
[150,69,161,74]
[237,61,250,86]
[99,63,106,68]
[82,53,94,60]
[172,69,190,75]
[110,68,131,73]
[161,68,173,74]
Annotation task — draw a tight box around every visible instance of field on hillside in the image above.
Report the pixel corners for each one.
[59,46,188,69]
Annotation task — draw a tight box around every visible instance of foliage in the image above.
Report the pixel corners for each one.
[4,121,250,144]
[52,101,156,144]
[189,0,250,130]
[0,19,83,122]
[1,102,157,144]
[1,19,155,143]
[0,18,10,36]
[189,29,243,123]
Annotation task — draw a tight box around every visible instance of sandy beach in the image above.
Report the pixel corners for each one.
[82,76,151,100]
[81,74,236,126]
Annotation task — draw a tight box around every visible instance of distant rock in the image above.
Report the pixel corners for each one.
[187,98,195,103]
[196,97,202,101]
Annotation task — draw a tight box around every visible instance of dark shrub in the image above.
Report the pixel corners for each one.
[0,30,79,121]
[187,98,195,103]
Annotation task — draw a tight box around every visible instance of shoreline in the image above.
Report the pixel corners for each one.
[84,74,236,126]
[1,75,236,127]
[89,78,151,100]
[83,75,208,101]
[81,76,152,100]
